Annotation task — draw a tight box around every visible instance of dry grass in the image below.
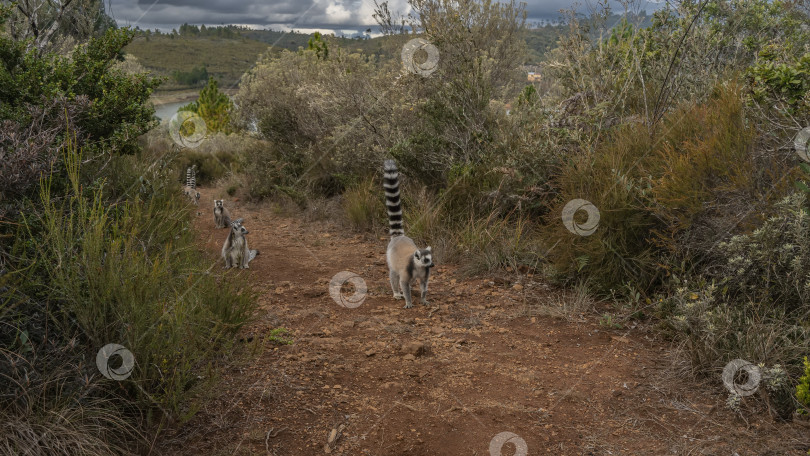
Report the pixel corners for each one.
[341,177,386,233]
[0,350,138,456]
[520,281,594,321]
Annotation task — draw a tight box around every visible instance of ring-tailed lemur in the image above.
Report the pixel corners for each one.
[222,218,259,269]
[183,165,200,205]
[383,160,434,309]
[214,199,232,228]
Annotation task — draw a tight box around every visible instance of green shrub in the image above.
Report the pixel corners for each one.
[0,19,159,207]
[452,211,541,275]
[749,50,810,115]
[342,177,385,233]
[797,357,810,413]
[761,364,795,420]
[172,64,209,85]
[236,0,529,199]
[175,133,246,185]
[541,117,660,296]
[139,128,254,187]
[542,84,786,296]
[666,193,810,379]
[1,143,255,453]
[715,193,810,311]
[241,135,307,203]
[179,77,234,134]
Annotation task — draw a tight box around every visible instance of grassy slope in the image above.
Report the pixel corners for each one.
[124,35,272,91]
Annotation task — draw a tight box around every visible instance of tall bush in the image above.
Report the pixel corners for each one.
[1,141,255,454]
[541,84,787,295]
[180,77,233,134]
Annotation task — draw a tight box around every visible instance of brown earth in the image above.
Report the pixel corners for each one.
[157,187,810,456]
[151,88,238,105]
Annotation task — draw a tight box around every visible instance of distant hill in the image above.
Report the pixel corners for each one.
[127,13,651,93]
[238,26,566,65]
[124,34,272,92]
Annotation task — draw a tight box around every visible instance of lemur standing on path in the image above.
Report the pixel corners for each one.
[383,160,434,309]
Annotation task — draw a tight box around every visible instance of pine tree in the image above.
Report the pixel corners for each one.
[179,77,233,133]
[306,31,329,60]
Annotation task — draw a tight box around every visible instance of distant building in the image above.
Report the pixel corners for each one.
[525,64,543,82]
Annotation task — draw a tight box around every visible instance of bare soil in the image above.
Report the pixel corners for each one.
[156,188,810,456]
[151,88,238,105]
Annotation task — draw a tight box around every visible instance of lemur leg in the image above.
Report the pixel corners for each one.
[400,279,413,309]
[390,270,403,299]
[419,278,429,306]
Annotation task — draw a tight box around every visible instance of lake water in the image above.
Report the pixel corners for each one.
[152,97,257,132]
[154,101,190,121]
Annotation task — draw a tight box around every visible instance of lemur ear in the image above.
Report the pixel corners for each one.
[426,246,432,251]
[414,250,421,259]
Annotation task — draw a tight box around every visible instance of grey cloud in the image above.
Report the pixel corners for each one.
[110,0,661,32]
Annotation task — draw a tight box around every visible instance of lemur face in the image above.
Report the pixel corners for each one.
[231,219,248,235]
[414,247,434,268]
[215,200,224,208]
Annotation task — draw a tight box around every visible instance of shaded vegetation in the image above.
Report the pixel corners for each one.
[0,5,256,455]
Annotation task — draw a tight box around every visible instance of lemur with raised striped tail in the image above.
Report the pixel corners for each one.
[183,166,200,205]
[222,218,259,269]
[383,160,434,309]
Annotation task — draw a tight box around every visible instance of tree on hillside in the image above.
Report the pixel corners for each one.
[180,77,233,133]
[307,31,329,60]
[179,23,200,36]
[172,65,209,85]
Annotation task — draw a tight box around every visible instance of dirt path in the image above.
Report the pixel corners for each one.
[158,188,809,456]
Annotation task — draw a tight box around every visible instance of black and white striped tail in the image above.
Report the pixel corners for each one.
[383,160,404,237]
[186,165,197,189]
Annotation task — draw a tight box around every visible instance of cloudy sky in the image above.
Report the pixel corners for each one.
[108,0,666,36]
